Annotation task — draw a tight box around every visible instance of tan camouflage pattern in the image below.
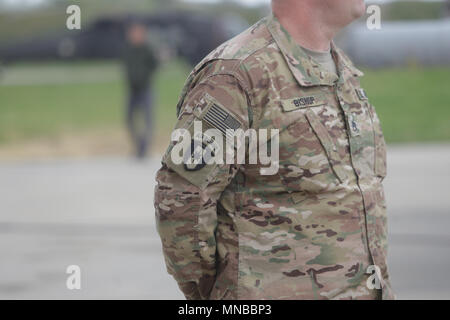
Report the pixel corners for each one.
[154,13,395,300]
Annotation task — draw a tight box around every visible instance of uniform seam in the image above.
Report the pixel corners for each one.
[240,38,276,63]
[234,180,242,300]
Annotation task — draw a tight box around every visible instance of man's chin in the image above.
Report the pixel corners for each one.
[353,1,366,19]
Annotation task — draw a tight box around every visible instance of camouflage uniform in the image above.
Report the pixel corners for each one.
[154,14,395,300]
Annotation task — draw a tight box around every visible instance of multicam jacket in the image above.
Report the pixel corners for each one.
[154,14,395,300]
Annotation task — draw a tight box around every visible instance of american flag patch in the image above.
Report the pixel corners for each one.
[203,104,241,137]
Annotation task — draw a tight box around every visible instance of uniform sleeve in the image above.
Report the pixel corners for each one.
[154,72,250,300]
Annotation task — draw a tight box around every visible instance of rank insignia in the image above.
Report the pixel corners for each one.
[355,88,368,100]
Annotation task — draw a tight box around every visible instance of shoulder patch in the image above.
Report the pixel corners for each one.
[164,93,243,189]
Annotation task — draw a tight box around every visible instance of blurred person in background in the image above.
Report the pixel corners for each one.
[123,21,158,159]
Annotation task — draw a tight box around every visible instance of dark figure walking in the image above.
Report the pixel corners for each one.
[123,22,158,158]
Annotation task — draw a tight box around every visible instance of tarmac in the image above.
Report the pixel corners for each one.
[0,143,449,299]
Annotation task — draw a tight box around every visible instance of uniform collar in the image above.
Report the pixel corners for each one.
[266,13,364,87]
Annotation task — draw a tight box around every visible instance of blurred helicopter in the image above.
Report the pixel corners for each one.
[0,10,249,66]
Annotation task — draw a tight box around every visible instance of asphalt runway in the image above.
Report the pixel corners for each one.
[0,143,449,299]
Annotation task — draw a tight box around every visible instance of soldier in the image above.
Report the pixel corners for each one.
[154,0,395,300]
[123,21,158,158]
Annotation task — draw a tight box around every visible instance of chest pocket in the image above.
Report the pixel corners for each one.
[347,87,387,181]
[274,95,349,194]
[367,102,387,180]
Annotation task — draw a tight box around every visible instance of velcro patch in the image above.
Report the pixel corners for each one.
[163,94,243,189]
[203,103,242,135]
[355,88,368,100]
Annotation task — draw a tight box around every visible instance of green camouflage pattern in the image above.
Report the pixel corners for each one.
[154,13,395,300]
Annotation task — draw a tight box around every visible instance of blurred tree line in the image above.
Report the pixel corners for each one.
[0,0,448,46]
[379,0,450,21]
[0,0,266,45]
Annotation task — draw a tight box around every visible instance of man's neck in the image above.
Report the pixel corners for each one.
[273,4,339,52]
